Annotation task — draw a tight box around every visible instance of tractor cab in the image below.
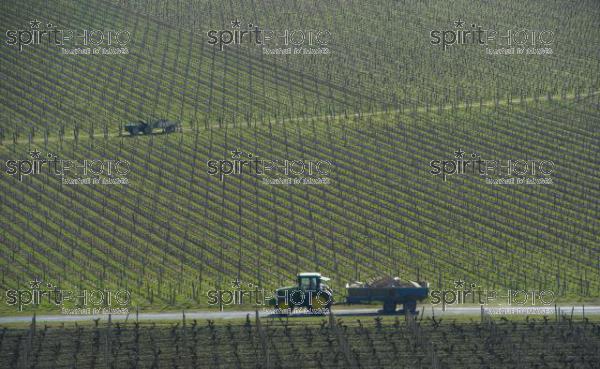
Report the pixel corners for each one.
[271,272,333,312]
[297,272,329,291]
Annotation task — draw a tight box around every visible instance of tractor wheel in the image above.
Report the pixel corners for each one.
[275,300,291,314]
[310,291,332,311]
[130,127,139,135]
[144,126,152,135]
[276,305,293,314]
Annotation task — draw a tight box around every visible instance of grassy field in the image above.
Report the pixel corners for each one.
[1,96,598,314]
[1,3,600,368]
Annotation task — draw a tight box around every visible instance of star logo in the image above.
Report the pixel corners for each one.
[29,278,42,289]
[30,19,41,29]
[454,279,465,288]
[231,19,241,28]
[454,20,465,28]
[454,149,465,159]
[30,149,41,159]
[231,277,242,288]
[231,148,242,158]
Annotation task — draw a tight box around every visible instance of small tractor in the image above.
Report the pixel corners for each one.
[270,272,334,312]
[124,119,180,135]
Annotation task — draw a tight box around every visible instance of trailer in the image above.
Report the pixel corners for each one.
[346,277,429,314]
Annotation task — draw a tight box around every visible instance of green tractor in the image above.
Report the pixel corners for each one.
[270,272,333,313]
